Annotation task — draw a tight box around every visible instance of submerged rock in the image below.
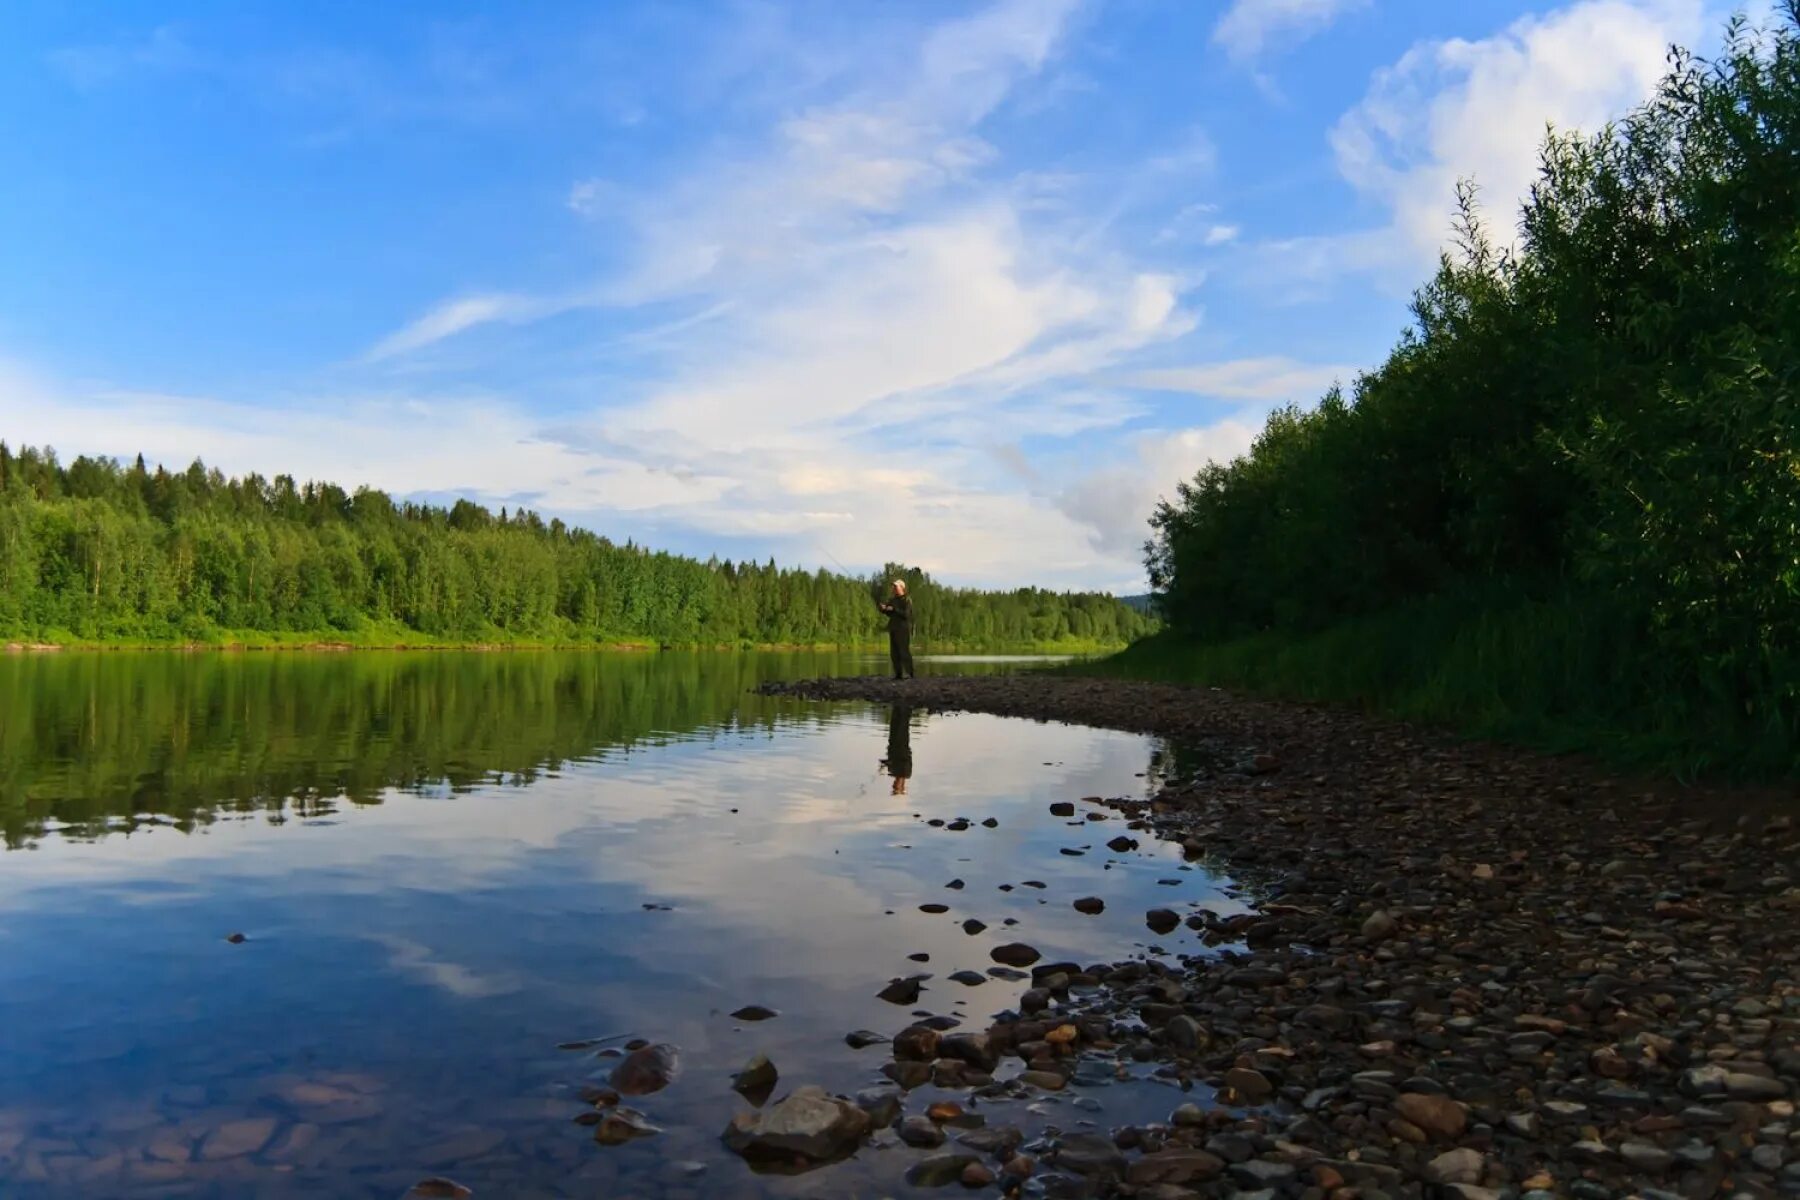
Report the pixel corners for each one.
[592,1107,660,1145]
[609,1043,680,1096]
[906,1152,980,1187]
[729,1005,778,1022]
[732,1053,778,1103]
[876,976,925,1005]
[403,1180,472,1199]
[721,1085,871,1165]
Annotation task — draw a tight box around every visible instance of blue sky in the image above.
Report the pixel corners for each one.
[0,0,1728,591]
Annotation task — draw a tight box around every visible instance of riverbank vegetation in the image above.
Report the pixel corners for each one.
[1127,11,1799,776]
[0,448,1153,651]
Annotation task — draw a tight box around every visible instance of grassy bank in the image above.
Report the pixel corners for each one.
[1073,592,1796,780]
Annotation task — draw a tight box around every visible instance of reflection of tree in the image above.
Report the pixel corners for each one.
[882,705,914,796]
[0,650,861,847]
[1144,739,1221,791]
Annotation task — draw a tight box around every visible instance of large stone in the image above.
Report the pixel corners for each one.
[893,1025,941,1061]
[991,943,1041,968]
[1127,1149,1226,1186]
[882,1060,933,1089]
[610,1043,680,1096]
[722,1085,872,1163]
[1396,1092,1467,1139]
[939,1032,999,1073]
[1224,1068,1273,1103]
[899,1115,945,1147]
[906,1153,981,1187]
[853,1086,902,1128]
[732,1054,778,1102]
[1053,1131,1127,1177]
[1362,910,1398,940]
[1427,1148,1485,1185]
[877,977,925,1005]
[1145,909,1181,935]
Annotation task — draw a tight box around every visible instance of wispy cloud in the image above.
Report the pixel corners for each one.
[364,293,580,362]
[47,26,198,89]
[1213,0,1369,62]
[347,0,1209,587]
[1126,356,1352,400]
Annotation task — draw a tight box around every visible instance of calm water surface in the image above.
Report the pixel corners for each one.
[0,651,1244,1198]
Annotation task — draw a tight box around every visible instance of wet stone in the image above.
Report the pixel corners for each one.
[610,1043,680,1095]
[991,942,1041,967]
[906,1152,980,1187]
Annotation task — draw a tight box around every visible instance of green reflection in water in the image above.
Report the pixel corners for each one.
[0,649,891,846]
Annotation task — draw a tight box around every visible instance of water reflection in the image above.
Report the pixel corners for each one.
[881,705,914,795]
[0,649,1049,847]
[0,652,1247,1198]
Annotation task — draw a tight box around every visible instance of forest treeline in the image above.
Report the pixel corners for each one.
[0,446,1154,649]
[1142,11,1799,773]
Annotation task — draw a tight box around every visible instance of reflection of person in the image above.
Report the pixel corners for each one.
[882,704,914,795]
[877,580,915,681]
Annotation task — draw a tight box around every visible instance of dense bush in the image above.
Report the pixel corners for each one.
[0,447,1154,649]
[1147,9,1799,771]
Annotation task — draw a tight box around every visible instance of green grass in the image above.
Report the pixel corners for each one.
[1072,591,1797,781]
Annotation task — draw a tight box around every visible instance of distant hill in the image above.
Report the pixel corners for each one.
[1119,593,1157,614]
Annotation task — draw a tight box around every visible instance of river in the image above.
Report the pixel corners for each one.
[0,650,1244,1198]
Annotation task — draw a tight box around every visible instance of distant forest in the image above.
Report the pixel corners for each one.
[1144,11,1799,771]
[0,445,1155,649]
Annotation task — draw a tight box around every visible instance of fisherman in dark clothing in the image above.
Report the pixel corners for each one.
[877,579,915,680]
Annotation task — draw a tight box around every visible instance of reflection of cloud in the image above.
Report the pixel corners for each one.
[366,934,520,999]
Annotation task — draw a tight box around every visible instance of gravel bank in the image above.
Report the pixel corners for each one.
[757,674,1800,1200]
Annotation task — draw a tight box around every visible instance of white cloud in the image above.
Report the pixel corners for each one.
[1056,419,1263,561]
[1213,0,1368,62]
[23,0,1242,592]
[341,0,1204,589]
[364,293,566,361]
[1324,0,1705,276]
[1127,355,1352,400]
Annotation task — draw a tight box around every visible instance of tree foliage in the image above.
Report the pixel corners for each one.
[0,445,1153,649]
[1147,9,1800,766]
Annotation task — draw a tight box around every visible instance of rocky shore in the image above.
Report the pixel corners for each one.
[753,674,1799,1200]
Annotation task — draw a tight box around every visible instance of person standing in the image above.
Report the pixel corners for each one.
[877,580,914,680]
